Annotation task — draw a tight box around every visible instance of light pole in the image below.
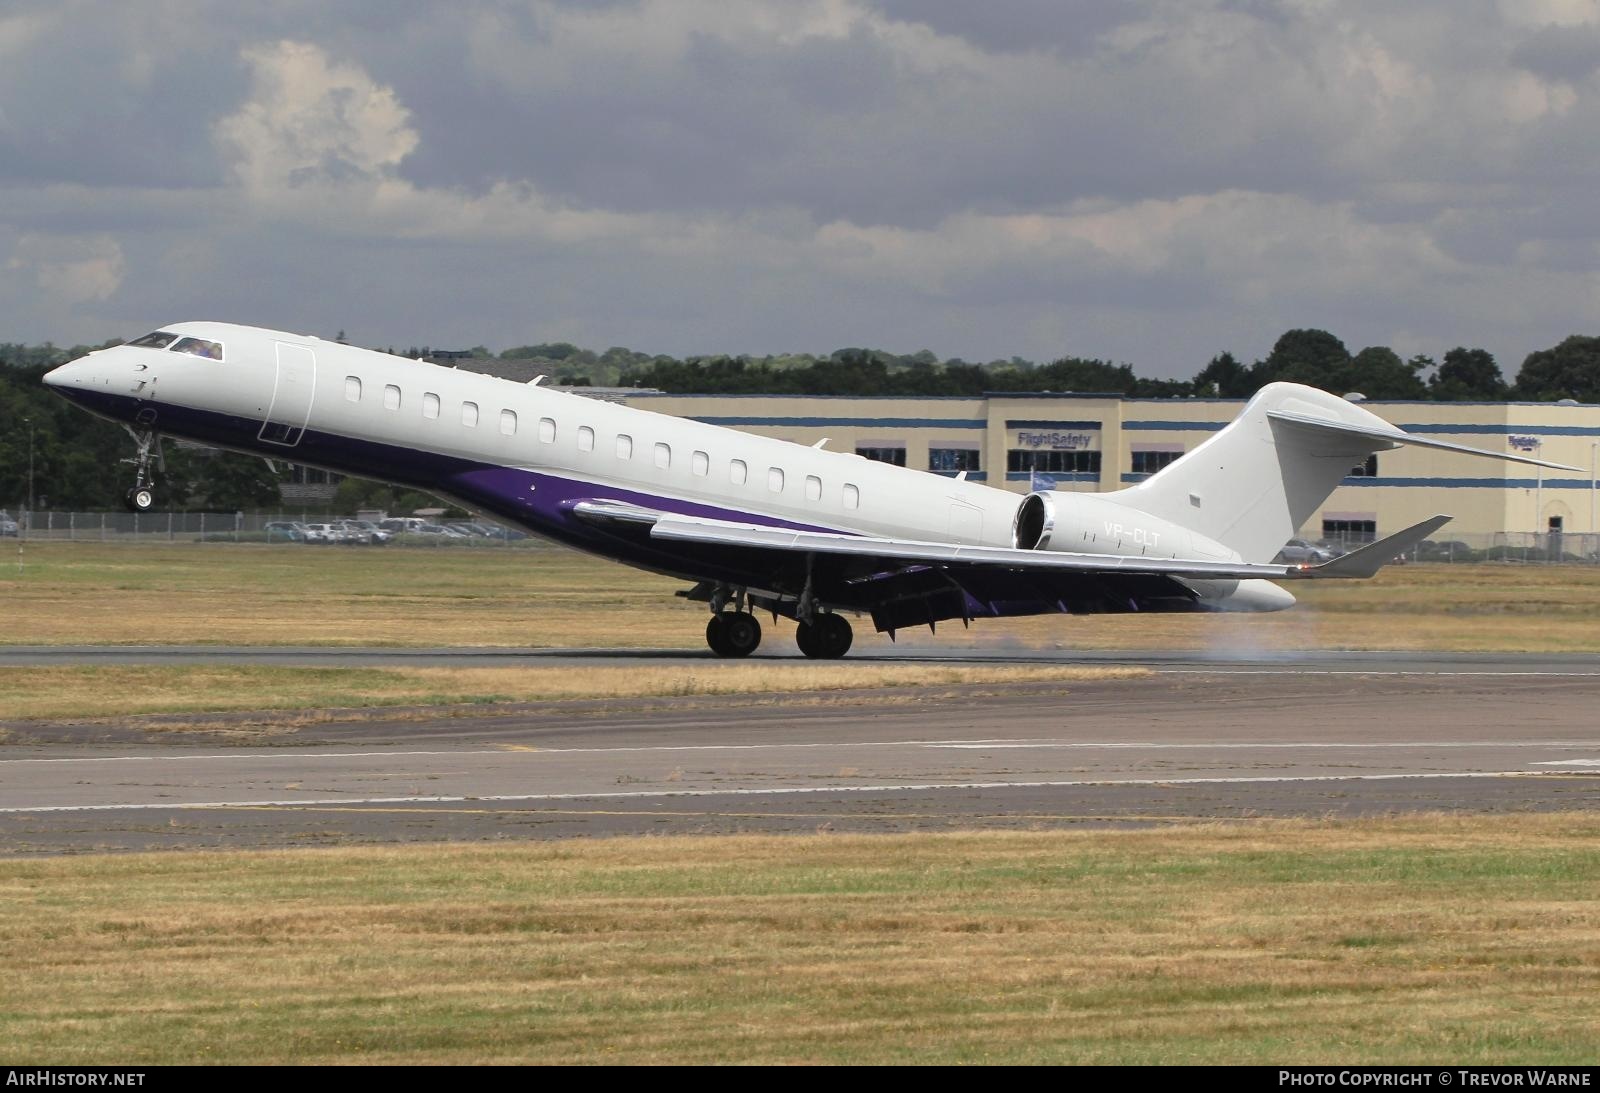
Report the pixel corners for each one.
[24,416,35,524]
[1590,439,1598,542]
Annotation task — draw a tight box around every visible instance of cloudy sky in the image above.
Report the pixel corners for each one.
[4,0,1599,377]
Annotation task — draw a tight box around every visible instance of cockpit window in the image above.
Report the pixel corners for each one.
[127,331,178,349]
[170,337,224,361]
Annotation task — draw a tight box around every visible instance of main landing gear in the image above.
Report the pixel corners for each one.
[700,583,855,659]
[795,613,853,659]
[121,427,162,512]
[704,584,762,658]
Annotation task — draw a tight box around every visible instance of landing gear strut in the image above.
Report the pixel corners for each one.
[121,427,162,512]
[795,613,853,659]
[705,585,762,657]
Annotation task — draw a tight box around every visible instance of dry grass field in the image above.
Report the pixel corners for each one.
[5,540,1600,652]
[0,662,1145,723]
[1,816,1595,1065]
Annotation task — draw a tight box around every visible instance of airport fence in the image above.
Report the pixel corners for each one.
[0,509,554,548]
[3,509,1599,562]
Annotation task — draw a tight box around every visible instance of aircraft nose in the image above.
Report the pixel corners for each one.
[43,357,93,388]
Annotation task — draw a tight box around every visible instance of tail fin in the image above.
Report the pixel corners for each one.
[1112,382,1573,563]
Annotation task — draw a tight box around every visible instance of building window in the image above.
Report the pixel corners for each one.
[856,446,907,466]
[768,467,785,492]
[1006,449,1101,474]
[344,376,362,402]
[692,450,709,476]
[1322,518,1376,544]
[383,384,401,410]
[805,475,822,501]
[1131,450,1182,475]
[654,442,671,469]
[500,409,517,436]
[462,401,479,427]
[422,392,440,420]
[1348,455,1378,478]
[928,448,981,473]
[616,434,633,460]
[578,425,594,452]
[539,417,556,443]
[730,459,747,485]
[843,483,860,510]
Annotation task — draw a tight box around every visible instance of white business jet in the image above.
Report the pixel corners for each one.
[43,322,1570,658]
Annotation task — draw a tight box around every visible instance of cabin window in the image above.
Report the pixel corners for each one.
[616,434,633,460]
[344,376,362,402]
[578,426,594,452]
[422,392,440,420]
[768,467,785,493]
[805,475,822,501]
[730,459,748,485]
[539,417,556,443]
[383,384,401,410]
[500,409,517,436]
[692,450,709,476]
[843,483,860,510]
[170,336,224,361]
[462,401,479,427]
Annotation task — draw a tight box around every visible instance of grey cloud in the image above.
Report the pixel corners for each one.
[5,0,1600,381]
[1510,23,1600,83]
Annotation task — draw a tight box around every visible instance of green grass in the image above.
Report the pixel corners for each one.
[0,816,1596,1064]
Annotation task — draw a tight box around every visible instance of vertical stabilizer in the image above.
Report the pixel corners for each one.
[1111,383,1397,562]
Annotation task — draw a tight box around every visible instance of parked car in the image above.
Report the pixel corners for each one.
[300,522,348,544]
[414,523,469,539]
[0,511,18,537]
[331,519,391,544]
[262,520,306,543]
[379,517,429,534]
[1273,538,1339,564]
[446,522,492,537]
[481,525,528,541]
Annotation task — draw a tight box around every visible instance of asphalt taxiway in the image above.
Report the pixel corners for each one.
[1,647,1596,854]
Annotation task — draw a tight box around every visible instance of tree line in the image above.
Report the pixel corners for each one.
[4,328,1598,513]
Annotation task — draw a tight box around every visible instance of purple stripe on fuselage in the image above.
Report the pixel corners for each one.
[51,387,854,587]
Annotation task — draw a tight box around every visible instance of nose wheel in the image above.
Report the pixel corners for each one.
[120,427,163,512]
[706,611,762,658]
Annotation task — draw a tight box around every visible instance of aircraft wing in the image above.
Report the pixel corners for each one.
[571,499,1438,582]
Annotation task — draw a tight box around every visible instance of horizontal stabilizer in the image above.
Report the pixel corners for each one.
[1267,409,1580,471]
[1309,515,1452,578]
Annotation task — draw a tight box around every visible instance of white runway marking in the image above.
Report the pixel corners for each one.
[0,770,1566,815]
[3,739,1594,765]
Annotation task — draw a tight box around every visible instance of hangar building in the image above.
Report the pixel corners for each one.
[620,391,1600,548]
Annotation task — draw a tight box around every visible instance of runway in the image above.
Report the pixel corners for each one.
[2,648,1596,854]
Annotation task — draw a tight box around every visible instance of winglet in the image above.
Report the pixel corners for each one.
[1305,515,1452,578]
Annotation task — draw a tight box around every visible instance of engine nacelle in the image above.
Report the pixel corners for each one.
[1010,491,1294,611]
[1012,490,1229,558]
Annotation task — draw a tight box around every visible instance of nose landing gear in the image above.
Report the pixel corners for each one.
[121,427,163,512]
